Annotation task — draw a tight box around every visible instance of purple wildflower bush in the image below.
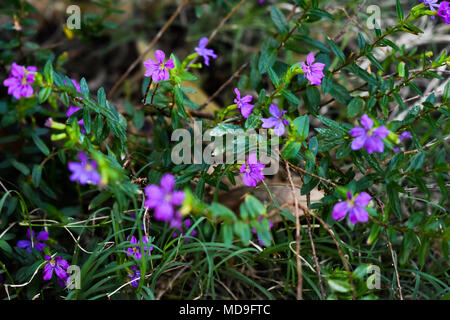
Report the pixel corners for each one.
[0,0,448,301]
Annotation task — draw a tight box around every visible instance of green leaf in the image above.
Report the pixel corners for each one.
[243,195,266,218]
[245,113,260,131]
[80,77,89,97]
[133,110,145,130]
[405,152,425,172]
[44,60,53,85]
[97,87,106,107]
[210,202,237,222]
[347,97,364,118]
[32,165,42,187]
[83,107,92,134]
[292,115,309,141]
[270,6,288,33]
[396,0,404,22]
[326,38,345,62]
[0,239,13,255]
[258,48,277,74]
[328,279,351,293]
[366,53,384,72]
[282,141,301,159]
[38,87,52,103]
[329,82,352,104]
[281,88,301,105]
[31,134,50,156]
[222,223,233,245]
[234,221,251,245]
[347,64,379,87]
[88,191,112,210]
[443,81,449,103]
[306,86,320,114]
[11,160,30,176]
[267,67,280,88]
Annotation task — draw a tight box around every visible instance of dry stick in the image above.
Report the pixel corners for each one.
[305,192,326,299]
[108,0,190,98]
[295,201,357,299]
[386,229,404,300]
[284,160,302,300]
[187,0,248,70]
[374,197,404,300]
[199,61,250,109]
[333,0,369,43]
[287,161,338,188]
[199,3,299,110]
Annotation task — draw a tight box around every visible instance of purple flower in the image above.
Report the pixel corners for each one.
[239,153,265,187]
[420,0,439,19]
[399,131,412,141]
[144,174,185,227]
[3,62,37,99]
[261,104,290,136]
[301,53,325,86]
[42,255,69,287]
[437,1,450,23]
[16,229,49,253]
[126,235,153,260]
[195,37,217,67]
[129,265,141,288]
[349,114,390,154]
[68,152,101,185]
[143,50,175,82]
[332,191,371,224]
[234,88,254,119]
[172,218,198,242]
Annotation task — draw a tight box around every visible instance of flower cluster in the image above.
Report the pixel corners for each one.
[437,1,450,23]
[43,255,70,288]
[195,37,217,67]
[332,191,372,224]
[17,229,49,253]
[349,114,390,154]
[3,62,37,99]
[240,153,265,187]
[143,50,175,82]
[144,174,185,229]
[126,235,153,260]
[234,88,254,118]
[68,152,102,185]
[301,53,325,86]
[129,265,141,288]
[261,104,289,136]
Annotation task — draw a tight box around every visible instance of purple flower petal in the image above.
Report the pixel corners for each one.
[351,206,369,223]
[354,192,371,207]
[160,174,175,192]
[154,50,165,63]
[43,264,54,280]
[261,117,280,129]
[365,136,384,154]
[332,201,349,220]
[37,231,49,242]
[269,104,281,118]
[351,135,367,150]
[360,114,373,131]
[372,126,389,139]
[349,127,365,137]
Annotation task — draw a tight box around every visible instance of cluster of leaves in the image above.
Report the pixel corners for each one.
[0,0,448,300]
